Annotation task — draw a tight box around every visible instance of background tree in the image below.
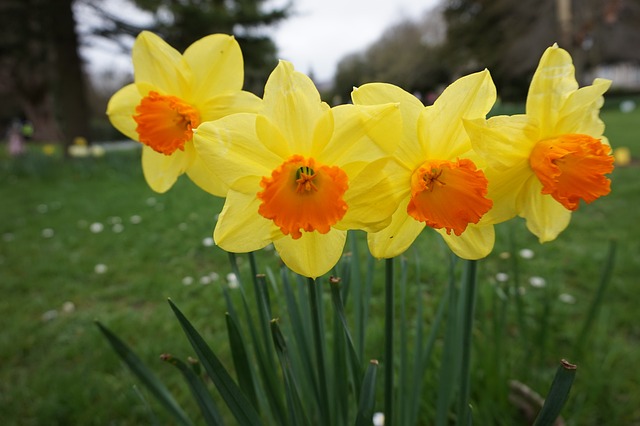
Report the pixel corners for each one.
[0,0,62,142]
[332,5,449,104]
[443,0,640,100]
[87,0,291,95]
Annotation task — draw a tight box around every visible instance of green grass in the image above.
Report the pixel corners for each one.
[0,103,639,425]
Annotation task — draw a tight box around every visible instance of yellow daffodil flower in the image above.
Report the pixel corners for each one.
[465,44,614,242]
[194,61,402,278]
[352,70,497,260]
[107,31,261,196]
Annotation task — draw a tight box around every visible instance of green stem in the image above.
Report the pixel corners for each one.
[307,277,330,424]
[457,260,478,425]
[384,257,394,426]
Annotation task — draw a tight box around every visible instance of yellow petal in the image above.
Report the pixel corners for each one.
[215,190,281,252]
[556,78,611,137]
[141,144,192,193]
[318,103,401,171]
[518,177,572,242]
[106,84,142,141]
[367,196,426,259]
[464,115,537,170]
[481,162,530,225]
[338,158,404,232]
[351,82,423,169]
[183,34,245,103]
[436,224,495,260]
[185,154,228,197]
[420,69,496,160]
[194,114,282,192]
[198,91,262,122]
[262,61,328,154]
[133,31,187,95]
[526,45,578,137]
[274,229,347,278]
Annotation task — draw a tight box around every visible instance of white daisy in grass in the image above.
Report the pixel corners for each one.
[41,228,54,238]
[529,276,547,288]
[90,222,104,233]
[94,264,108,274]
[130,215,142,224]
[518,248,535,259]
[559,293,576,304]
[202,237,214,247]
[182,276,194,286]
[496,272,509,283]
[226,272,240,289]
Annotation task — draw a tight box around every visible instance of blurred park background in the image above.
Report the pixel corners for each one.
[1,0,639,424]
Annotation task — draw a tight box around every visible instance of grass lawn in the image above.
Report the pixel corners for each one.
[0,102,638,425]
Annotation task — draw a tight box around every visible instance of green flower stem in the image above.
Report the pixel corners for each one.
[457,259,478,425]
[307,277,330,424]
[384,257,395,426]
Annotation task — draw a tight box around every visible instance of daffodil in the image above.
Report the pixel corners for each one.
[194,61,402,278]
[351,70,497,260]
[107,31,261,196]
[464,44,614,242]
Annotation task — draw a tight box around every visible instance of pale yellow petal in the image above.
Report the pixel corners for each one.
[420,69,496,159]
[183,34,244,102]
[215,190,281,252]
[106,84,142,141]
[338,158,404,232]
[141,144,192,193]
[274,229,347,278]
[464,115,537,170]
[318,103,401,170]
[481,162,530,225]
[194,114,282,192]
[198,91,262,122]
[526,45,578,138]
[518,177,572,242]
[132,31,187,95]
[262,61,328,154]
[351,82,423,169]
[367,196,426,259]
[556,78,611,137]
[185,154,228,197]
[436,224,495,260]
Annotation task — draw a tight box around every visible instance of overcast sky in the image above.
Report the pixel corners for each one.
[80,0,439,83]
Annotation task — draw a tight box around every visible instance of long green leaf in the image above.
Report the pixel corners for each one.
[329,276,363,394]
[457,260,478,426]
[271,319,310,426]
[225,313,259,409]
[95,321,193,426]
[574,239,617,358]
[384,258,395,426]
[355,360,379,426]
[168,299,263,426]
[532,360,578,426]
[160,354,225,426]
[307,277,331,425]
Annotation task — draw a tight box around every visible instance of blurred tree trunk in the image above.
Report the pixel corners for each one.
[47,0,91,153]
[0,0,62,142]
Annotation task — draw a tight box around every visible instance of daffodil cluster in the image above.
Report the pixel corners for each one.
[108,32,614,278]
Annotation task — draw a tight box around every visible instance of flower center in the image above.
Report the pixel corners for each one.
[133,91,200,155]
[257,155,349,239]
[407,159,493,236]
[529,134,614,210]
